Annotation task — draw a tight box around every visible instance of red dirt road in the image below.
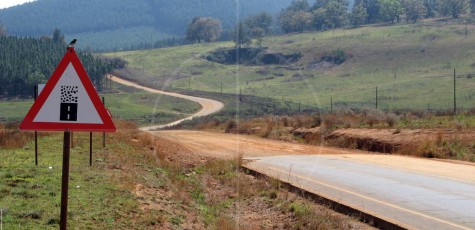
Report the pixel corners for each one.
[155,130,475,183]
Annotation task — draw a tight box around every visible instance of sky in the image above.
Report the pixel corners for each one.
[0,0,35,9]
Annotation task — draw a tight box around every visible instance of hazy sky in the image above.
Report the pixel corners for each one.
[0,0,35,9]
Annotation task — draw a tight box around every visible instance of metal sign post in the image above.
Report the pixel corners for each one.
[60,131,71,230]
[34,85,38,166]
[89,132,93,166]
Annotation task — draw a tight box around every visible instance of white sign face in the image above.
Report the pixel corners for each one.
[33,63,103,124]
[38,84,45,96]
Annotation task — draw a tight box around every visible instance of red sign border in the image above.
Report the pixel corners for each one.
[19,47,116,132]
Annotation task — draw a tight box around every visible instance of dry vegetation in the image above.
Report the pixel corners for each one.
[141,131,371,229]
[194,110,475,162]
[1,120,371,229]
[0,123,35,149]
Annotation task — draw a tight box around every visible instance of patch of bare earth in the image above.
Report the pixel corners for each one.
[326,128,475,154]
[141,132,374,229]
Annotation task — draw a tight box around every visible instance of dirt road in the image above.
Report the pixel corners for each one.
[156,130,474,183]
[156,130,475,229]
[109,75,224,130]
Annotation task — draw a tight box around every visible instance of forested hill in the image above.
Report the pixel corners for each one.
[0,36,117,98]
[0,0,294,50]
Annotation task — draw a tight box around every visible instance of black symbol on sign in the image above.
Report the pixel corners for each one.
[60,86,78,121]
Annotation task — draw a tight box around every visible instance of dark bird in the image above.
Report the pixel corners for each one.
[68,39,77,47]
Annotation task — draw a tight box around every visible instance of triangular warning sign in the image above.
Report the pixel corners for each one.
[19,47,116,132]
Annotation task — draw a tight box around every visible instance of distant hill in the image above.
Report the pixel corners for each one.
[0,0,294,51]
[105,21,475,111]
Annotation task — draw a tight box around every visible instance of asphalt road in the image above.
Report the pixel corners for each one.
[244,155,475,230]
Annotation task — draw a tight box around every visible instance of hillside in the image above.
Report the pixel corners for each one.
[0,0,293,51]
[105,20,475,112]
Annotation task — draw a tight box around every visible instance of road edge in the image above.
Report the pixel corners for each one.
[241,163,409,230]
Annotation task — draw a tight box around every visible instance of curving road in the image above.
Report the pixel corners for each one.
[109,75,224,131]
[110,75,475,229]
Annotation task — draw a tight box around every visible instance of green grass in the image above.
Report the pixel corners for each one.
[105,19,475,111]
[0,134,138,229]
[0,84,200,126]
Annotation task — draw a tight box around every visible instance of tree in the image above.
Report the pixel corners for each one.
[0,35,115,97]
[279,10,313,33]
[233,23,251,48]
[438,0,469,18]
[351,3,369,26]
[311,0,349,30]
[356,0,381,22]
[424,0,439,17]
[286,0,311,11]
[323,0,349,28]
[244,12,273,36]
[403,0,427,22]
[0,22,6,36]
[186,17,222,43]
[378,0,404,23]
[52,28,64,44]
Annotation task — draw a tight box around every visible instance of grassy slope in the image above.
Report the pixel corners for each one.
[0,84,200,126]
[105,19,475,111]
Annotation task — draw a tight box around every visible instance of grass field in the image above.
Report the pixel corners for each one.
[0,84,200,126]
[0,128,139,229]
[105,19,475,111]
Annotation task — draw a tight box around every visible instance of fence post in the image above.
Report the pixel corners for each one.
[331,97,333,113]
[102,97,106,148]
[454,69,457,115]
[376,87,378,109]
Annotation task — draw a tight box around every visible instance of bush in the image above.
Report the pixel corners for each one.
[385,113,399,127]
[224,120,237,133]
[321,49,353,64]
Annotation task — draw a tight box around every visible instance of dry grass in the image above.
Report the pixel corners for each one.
[191,110,475,162]
[214,217,237,230]
[0,123,35,149]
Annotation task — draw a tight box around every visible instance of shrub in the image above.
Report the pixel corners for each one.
[385,113,399,127]
[321,49,353,64]
[224,120,237,133]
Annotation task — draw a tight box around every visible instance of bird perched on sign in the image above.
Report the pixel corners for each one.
[68,39,77,47]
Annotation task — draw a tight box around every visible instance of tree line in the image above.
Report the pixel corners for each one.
[0,30,121,98]
[278,0,472,31]
[185,0,475,46]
